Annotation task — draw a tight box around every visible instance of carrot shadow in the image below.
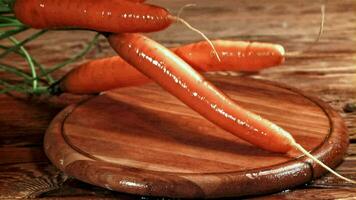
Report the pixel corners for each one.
[82,95,291,159]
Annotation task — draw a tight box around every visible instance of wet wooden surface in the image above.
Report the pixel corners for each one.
[1,0,356,199]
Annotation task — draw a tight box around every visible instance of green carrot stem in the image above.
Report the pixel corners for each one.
[37,63,54,84]
[0,79,29,94]
[40,33,100,80]
[0,26,28,40]
[0,44,9,48]
[0,44,54,84]
[0,79,13,87]
[0,8,12,14]
[0,29,46,58]
[0,80,25,91]
[0,86,32,94]
[0,62,32,80]
[32,86,49,95]
[9,36,38,90]
[0,23,24,28]
[0,0,15,10]
[0,80,48,95]
[0,15,17,19]
[0,87,12,94]
[0,17,17,23]
[0,15,20,23]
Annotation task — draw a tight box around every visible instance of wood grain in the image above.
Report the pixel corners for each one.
[44,77,348,198]
[0,0,355,199]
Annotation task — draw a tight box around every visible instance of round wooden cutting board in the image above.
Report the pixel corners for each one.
[44,76,348,198]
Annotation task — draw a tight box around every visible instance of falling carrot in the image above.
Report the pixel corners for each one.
[107,33,356,184]
[51,40,285,94]
[109,33,293,153]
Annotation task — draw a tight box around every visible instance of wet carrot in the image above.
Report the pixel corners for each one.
[13,0,171,33]
[174,40,285,72]
[108,33,294,153]
[55,56,150,94]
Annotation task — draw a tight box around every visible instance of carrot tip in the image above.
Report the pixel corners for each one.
[292,142,356,184]
[275,44,285,57]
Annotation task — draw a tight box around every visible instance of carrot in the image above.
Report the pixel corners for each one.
[107,33,356,184]
[52,40,284,94]
[13,0,224,63]
[13,0,171,33]
[54,56,151,94]
[174,40,285,72]
[109,33,293,153]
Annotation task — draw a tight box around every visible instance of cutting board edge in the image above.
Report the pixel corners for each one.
[43,78,349,198]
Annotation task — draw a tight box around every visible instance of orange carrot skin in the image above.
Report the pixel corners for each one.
[59,56,150,94]
[174,40,285,72]
[59,41,285,94]
[108,33,294,153]
[14,0,171,33]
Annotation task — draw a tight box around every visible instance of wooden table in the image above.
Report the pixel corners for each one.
[1,0,355,199]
